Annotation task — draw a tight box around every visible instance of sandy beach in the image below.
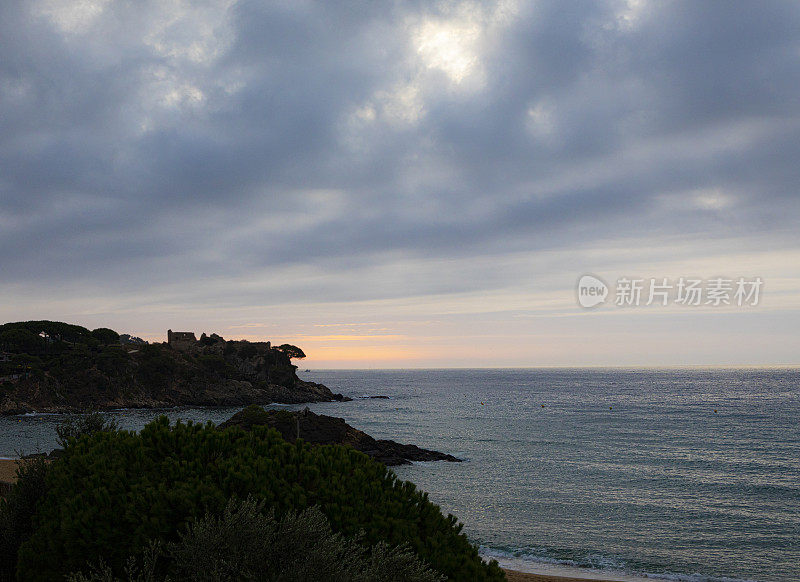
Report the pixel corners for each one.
[0,458,20,484]
[503,574,626,582]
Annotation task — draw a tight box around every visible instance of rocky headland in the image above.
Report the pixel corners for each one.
[0,321,348,415]
[219,405,462,466]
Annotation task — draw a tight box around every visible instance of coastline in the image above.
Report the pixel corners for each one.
[490,554,659,582]
[503,573,628,582]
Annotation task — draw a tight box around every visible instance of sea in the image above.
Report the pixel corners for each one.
[1,368,798,582]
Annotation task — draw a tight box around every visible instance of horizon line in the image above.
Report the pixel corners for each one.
[299,364,800,371]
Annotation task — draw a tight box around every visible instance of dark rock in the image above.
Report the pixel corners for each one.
[218,405,461,466]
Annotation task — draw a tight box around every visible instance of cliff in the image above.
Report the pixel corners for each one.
[0,321,347,415]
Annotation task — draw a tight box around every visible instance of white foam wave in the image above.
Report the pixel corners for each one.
[479,546,760,582]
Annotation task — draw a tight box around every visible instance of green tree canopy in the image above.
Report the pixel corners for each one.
[91,328,120,345]
[16,418,504,582]
[0,321,93,346]
[0,328,43,354]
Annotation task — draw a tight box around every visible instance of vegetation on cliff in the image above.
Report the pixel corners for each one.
[0,321,344,414]
[10,418,504,581]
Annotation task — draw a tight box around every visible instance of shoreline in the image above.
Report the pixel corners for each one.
[491,555,658,582]
[503,573,628,582]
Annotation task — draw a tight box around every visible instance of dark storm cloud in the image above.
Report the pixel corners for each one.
[1,0,799,305]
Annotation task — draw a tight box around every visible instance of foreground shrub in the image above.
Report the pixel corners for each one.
[0,457,51,582]
[55,411,119,448]
[18,418,504,581]
[67,541,164,582]
[173,497,442,582]
[70,497,443,581]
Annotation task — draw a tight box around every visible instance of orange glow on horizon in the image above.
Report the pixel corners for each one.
[301,344,423,363]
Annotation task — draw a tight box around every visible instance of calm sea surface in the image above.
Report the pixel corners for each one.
[2,369,798,582]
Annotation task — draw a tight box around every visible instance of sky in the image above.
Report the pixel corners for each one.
[1,0,799,367]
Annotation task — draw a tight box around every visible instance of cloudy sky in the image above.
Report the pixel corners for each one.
[1,0,799,367]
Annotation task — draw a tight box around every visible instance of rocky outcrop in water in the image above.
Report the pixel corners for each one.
[218,405,461,466]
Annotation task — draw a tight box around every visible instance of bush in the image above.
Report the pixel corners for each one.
[136,345,179,390]
[197,354,226,374]
[172,497,443,582]
[56,412,120,448]
[67,541,164,582]
[0,457,51,582]
[68,497,443,582]
[96,347,130,376]
[18,418,504,581]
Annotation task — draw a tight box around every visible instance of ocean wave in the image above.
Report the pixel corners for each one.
[17,412,61,417]
[478,545,760,582]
